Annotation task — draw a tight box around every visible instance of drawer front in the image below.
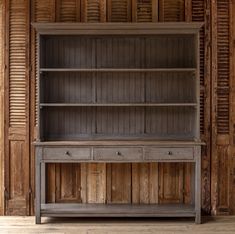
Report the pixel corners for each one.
[94,147,143,161]
[144,147,194,161]
[43,147,91,160]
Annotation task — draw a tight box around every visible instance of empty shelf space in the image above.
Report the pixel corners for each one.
[40,103,198,107]
[41,203,195,217]
[40,68,197,73]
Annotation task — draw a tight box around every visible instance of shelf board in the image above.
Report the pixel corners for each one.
[40,68,196,73]
[41,203,195,217]
[41,133,195,141]
[40,103,198,107]
[34,140,205,146]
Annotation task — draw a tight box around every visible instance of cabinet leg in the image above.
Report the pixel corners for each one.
[36,215,41,224]
[195,212,201,224]
[35,148,42,224]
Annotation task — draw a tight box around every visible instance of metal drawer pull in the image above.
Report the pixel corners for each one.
[116,151,122,156]
[168,151,173,155]
[65,151,71,156]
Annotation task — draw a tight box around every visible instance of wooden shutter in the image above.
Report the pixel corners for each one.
[231,0,235,215]
[107,0,132,22]
[56,0,80,22]
[9,3,27,127]
[132,0,152,22]
[211,0,231,215]
[0,0,4,215]
[81,0,106,22]
[217,0,230,135]
[192,0,205,134]
[5,0,30,215]
[192,0,212,214]
[159,0,185,22]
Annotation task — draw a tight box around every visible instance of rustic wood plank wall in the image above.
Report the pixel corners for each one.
[0,0,234,216]
[0,0,5,215]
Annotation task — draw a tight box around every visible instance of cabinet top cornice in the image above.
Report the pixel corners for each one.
[32,22,204,35]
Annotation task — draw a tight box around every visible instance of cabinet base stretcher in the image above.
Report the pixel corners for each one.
[37,203,201,223]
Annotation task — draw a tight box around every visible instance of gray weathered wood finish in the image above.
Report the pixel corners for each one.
[33,23,203,224]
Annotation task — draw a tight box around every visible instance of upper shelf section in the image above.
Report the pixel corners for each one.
[39,34,197,69]
[32,22,204,35]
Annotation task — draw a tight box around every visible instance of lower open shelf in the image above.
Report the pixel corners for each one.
[41,203,195,217]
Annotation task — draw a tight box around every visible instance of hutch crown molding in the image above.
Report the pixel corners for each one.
[32,22,204,224]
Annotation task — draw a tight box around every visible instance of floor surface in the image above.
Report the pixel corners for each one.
[0,216,234,234]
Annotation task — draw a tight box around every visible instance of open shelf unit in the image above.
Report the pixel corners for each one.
[38,31,199,141]
[33,22,203,224]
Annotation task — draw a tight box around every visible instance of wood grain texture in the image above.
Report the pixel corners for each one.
[132,163,159,204]
[211,0,231,215]
[159,0,185,22]
[81,0,106,22]
[86,163,106,203]
[4,0,30,216]
[0,0,4,215]
[230,0,235,215]
[191,0,211,214]
[107,0,132,22]
[1,0,234,216]
[56,0,80,22]
[31,0,57,215]
[0,216,235,233]
[215,0,231,214]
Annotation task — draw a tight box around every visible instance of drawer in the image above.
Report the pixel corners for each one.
[144,147,194,161]
[43,147,91,160]
[93,147,143,161]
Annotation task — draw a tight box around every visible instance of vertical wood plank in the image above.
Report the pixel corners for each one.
[87,164,106,203]
[211,0,231,215]
[192,0,211,214]
[211,0,219,215]
[185,0,192,22]
[230,0,235,215]
[152,0,158,22]
[202,0,211,214]
[55,164,81,203]
[107,164,131,204]
[131,163,140,203]
[149,163,159,204]
[0,0,5,215]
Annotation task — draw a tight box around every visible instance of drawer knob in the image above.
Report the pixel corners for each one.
[65,151,71,156]
[168,151,173,155]
[116,151,122,156]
